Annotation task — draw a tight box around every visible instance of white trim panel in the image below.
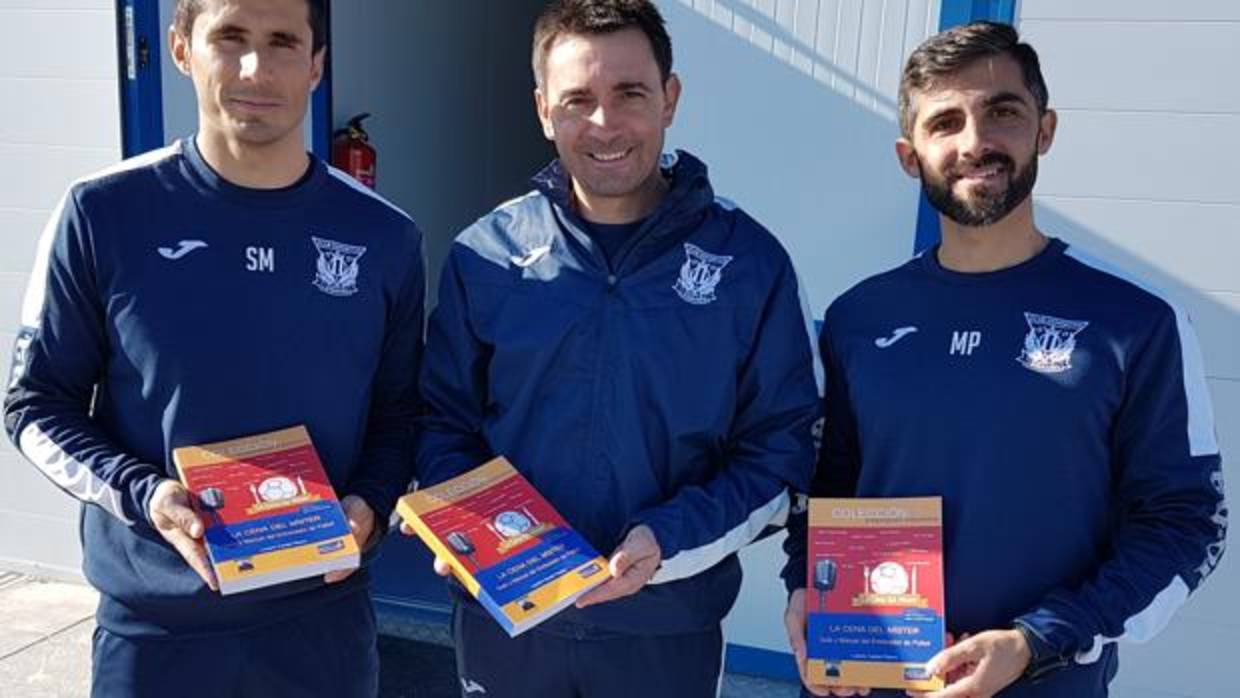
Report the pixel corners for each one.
[18,422,134,526]
[1076,576,1190,664]
[1064,246,1220,456]
[651,488,789,585]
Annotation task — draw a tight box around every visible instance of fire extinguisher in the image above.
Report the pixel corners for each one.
[332,113,377,189]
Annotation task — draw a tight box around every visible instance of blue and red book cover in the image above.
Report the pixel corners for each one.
[806,497,946,691]
[397,457,609,637]
[172,425,359,595]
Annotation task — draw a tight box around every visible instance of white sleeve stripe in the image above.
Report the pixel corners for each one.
[1170,308,1219,456]
[80,142,179,182]
[1075,576,1189,664]
[791,263,825,397]
[23,143,182,329]
[325,166,415,223]
[650,488,789,585]
[1063,246,1219,456]
[20,194,68,329]
[18,422,134,526]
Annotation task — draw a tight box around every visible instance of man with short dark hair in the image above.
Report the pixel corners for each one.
[3,1,423,696]
[412,1,821,696]
[782,21,1226,698]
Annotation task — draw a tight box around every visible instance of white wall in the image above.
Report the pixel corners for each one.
[0,0,122,578]
[1019,3,1239,697]
[659,0,941,656]
[665,0,939,312]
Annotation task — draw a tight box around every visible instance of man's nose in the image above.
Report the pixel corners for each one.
[238,49,273,81]
[957,115,994,160]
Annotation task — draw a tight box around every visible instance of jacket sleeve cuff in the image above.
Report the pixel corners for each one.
[630,507,683,565]
[133,470,172,529]
[1014,605,1090,659]
[782,554,807,594]
[345,481,397,533]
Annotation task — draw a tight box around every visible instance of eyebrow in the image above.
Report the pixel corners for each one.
[920,90,1032,125]
[614,81,651,92]
[207,24,304,46]
[208,23,248,38]
[270,31,303,46]
[983,91,1031,109]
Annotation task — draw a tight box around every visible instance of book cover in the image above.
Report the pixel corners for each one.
[397,457,609,637]
[172,425,359,595]
[806,497,945,691]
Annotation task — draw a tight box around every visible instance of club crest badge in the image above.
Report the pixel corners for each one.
[311,236,367,297]
[673,243,733,305]
[1017,312,1089,374]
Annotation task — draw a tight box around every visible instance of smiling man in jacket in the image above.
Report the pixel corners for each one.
[411,1,821,696]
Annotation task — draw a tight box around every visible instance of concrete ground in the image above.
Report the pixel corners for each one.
[0,574,798,698]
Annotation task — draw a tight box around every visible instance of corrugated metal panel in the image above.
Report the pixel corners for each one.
[0,274,28,333]
[1020,2,1239,695]
[0,9,117,80]
[1038,111,1239,204]
[0,79,119,149]
[1022,19,1240,112]
[672,0,938,120]
[0,144,118,211]
[1189,292,1240,380]
[0,4,119,578]
[1035,198,1240,293]
[1021,0,1240,21]
[0,210,46,275]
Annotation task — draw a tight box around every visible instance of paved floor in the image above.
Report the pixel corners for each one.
[0,574,799,698]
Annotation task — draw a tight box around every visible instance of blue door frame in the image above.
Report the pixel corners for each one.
[117,0,332,159]
[117,0,164,157]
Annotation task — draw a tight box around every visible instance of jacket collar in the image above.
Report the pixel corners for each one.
[530,150,716,272]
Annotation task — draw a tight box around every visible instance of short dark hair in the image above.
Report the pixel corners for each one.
[532,0,673,89]
[898,21,1048,138]
[174,0,327,55]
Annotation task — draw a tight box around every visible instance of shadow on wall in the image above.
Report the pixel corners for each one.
[700,0,902,118]
[1035,205,1238,384]
[663,0,935,315]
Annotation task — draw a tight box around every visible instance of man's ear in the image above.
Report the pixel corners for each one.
[534,89,555,141]
[661,73,682,128]
[170,27,192,76]
[1036,108,1057,155]
[895,138,921,179]
[310,47,326,91]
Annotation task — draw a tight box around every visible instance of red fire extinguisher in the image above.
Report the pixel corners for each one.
[332,113,377,189]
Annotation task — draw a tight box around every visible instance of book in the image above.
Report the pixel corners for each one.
[806,497,946,691]
[396,457,609,637]
[172,425,360,595]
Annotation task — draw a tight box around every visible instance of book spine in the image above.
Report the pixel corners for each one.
[397,500,485,598]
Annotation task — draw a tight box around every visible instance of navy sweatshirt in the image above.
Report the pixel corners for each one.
[4,138,424,636]
[784,239,1226,696]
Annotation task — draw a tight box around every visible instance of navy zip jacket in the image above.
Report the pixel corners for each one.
[4,139,424,637]
[418,151,821,637]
